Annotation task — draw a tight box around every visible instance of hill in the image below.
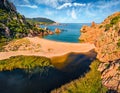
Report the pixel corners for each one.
[26,17,55,25]
[0,0,46,44]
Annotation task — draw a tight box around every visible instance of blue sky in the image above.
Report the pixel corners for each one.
[9,0,120,23]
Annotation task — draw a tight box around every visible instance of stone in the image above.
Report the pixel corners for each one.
[55,28,61,33]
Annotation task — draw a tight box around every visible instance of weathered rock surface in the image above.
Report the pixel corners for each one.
[98,60,120,92]
[79,12,120,92]
[0,0,16,11]
[0,0,32,39]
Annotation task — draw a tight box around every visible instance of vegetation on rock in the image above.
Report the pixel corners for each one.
[26,17,55,25]
[117,39,120,47]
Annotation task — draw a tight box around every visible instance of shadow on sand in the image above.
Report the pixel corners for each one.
[0,50,96,93]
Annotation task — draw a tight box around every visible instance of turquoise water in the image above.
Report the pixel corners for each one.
[41,23,90,43]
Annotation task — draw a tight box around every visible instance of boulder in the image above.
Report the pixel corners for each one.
[55,28,61,33]
[91,21,96,27]
[43,31,48,35]
[48,30,54,35]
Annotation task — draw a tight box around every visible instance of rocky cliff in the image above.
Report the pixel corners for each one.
[0,0,46,43]
[79,12,120,92]
[0,0,30,40]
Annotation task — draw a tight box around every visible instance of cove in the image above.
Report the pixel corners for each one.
[0,50,96,93]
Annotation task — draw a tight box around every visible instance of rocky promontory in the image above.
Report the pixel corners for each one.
[79,12,120,92]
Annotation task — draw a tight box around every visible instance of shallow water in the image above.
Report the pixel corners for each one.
[41,23,90,43]
[0,51,96,93]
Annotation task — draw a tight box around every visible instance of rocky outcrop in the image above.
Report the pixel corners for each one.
[0,0,47,42]
[55,28,61,33]
[79,12,120,92]
[79,12,120,62]
[79,23,104,43]
[0,0,16,11]
[0,0,29,40]
[98,60,120,92]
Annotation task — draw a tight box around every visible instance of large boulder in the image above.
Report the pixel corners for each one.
[47,30,54,35]
[55,28,61,33]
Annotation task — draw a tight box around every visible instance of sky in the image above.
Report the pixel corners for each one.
[8,0,120,23]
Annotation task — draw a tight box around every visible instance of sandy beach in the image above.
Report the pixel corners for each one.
[0,37,95,60]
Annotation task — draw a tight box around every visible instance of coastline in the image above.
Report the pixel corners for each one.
[0,37,95,60]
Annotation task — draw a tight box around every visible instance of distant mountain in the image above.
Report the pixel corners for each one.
[26,17,55,25]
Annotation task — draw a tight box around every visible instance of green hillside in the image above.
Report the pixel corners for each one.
[26,17,55,25]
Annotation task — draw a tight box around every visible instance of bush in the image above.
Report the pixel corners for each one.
[105,24,112,31]
[99,25,103,28]
[110,15,120,25]
[117,39,120,47]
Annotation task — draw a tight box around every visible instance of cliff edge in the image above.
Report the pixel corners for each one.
[79,12,120,92]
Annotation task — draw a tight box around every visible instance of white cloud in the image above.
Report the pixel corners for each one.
[71,9,77,19]
[73,3,86,7]
[57,2,86,9]
[17,5,38,9]
[57,3,72,9]
[34,0,73,8]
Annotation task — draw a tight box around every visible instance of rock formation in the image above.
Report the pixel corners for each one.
[79,12,120,92]
[0,0,16,11]
[55,28,61,33]
[0,0,31,40]
[0,0,49,41]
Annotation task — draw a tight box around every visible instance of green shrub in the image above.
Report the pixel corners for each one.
[110,15,120,25]
[117,39,120,47]
[117,66,120,71]
[99,25,103,28]
[105,64,110,69]
[0,9,8,22]
[105,24,112,31]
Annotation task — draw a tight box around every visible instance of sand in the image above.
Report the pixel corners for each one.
[0,37,95,60]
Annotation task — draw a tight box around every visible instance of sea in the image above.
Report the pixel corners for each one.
[41,23,91,43]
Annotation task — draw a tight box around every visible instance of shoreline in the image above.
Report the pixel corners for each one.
[0,37,95,60]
